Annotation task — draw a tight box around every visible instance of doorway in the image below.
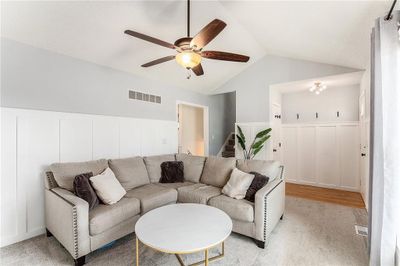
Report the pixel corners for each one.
[177,102,209,156]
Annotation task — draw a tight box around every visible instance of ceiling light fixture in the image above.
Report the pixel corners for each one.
[175,51,202,69]
[309,82,327,95]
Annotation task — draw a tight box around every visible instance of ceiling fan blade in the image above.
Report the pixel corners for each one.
[201,51,250,62]
[141,55,176,67]
[192,64,204,76]
[125,30,177,50]
[190,19,226,49]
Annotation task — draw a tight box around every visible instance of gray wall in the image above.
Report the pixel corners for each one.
[281,85,360,123]
[1,38,235,155]
[216,55,359,123]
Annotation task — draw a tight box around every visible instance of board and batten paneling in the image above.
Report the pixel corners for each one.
[297,127,316,184]
[0,107,178,247]
[235,123,273,161]
[281,127,297,182]
[282,123,360,191]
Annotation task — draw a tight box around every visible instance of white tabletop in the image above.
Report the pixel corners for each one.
[135,203,232,254]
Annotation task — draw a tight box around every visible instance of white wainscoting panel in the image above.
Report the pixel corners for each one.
[119,118,142,158]
[93,118,120,160]
[282,122,360,191]
[297,127,316,184]
[0,107,178,247]
[1,113,17,242]
[234,123,273,160]
[60,118,93,162]
[281,127,297,182]
[338,126,360,190]
[316,126,339,187]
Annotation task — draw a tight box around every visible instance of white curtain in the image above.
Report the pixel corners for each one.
[370,10,400,266]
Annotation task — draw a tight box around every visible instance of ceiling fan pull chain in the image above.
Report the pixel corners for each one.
[187,68,191,79]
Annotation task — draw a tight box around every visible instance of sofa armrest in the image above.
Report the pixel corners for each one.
[45,187,90,259]
[254,166,285,242]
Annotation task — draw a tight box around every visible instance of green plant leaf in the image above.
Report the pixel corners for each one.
[252,145,264,158]
[252,135,270,150]
[237,125,246,143]
[255,128,272,139]
[236,134,246,151]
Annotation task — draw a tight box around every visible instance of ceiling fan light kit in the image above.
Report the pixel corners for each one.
[124,0,250,78]
[176,51,202,69]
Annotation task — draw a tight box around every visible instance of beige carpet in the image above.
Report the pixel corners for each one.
[0,196,369,266]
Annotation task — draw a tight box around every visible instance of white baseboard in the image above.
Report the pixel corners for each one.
[1,227,45,248]
[286,180,360,193]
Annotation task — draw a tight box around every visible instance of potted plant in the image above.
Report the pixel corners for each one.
[236,125,272,160]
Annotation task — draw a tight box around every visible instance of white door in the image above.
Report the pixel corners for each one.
[271,104,282,161]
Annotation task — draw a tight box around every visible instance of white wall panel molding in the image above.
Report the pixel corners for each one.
[282,122,360,191]
[1,107,178,247]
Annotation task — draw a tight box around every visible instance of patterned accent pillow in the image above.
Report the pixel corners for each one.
[244,172,269,202]
[159,161,184,183]
[73,172,99,210]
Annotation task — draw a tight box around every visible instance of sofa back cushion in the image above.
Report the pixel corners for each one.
[108,157,150,191]
[50,159,108,191]
[144,154,176,183]
[176,154,206,183]
[237,159,281,181]
[200,156,236,188]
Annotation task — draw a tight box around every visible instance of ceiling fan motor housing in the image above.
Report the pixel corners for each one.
[174,37,195,51]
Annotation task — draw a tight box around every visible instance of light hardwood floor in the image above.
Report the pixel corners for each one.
[286,183,366,209]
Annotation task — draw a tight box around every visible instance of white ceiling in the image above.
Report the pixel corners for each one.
[1,1,392,94]
[220,0,390,69]
[271,71,365,94]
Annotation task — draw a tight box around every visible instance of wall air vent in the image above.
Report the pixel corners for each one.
[129,90,161,104]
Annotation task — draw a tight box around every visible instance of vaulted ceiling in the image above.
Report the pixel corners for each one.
[1,1,391,94]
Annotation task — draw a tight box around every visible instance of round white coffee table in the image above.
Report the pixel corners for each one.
[135,203,232,266]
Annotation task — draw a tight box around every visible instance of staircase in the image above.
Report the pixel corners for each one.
[222,133,236,158]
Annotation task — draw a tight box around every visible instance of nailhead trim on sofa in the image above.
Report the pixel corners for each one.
[45,171,58,189]
[72,206,79,259]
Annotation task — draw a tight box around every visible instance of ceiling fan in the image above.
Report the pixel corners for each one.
[124,0,250,78]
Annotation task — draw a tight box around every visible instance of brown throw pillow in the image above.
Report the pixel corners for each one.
[159,161,184,183]
[73,172,99,210]
[244,172,269,202]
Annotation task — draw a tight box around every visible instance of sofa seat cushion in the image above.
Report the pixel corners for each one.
[237,159,280,182]
[125,184,177,213]
[89,197,140,235]
[177,183,221,204]
[108,157,150,191]
[176,154,206,183]
[50,159,108,191]
[144,155,176,183]
[155,181,195,190]
[200,156,236,188]
[208,195,254,223]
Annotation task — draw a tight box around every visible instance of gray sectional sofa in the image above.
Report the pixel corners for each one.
[44,154,285,266]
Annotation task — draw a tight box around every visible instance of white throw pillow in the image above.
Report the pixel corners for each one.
[90,168,126,205]
[222,168,255,200]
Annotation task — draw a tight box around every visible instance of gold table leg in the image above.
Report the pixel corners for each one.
[175,241,225,266]
[136,237,139,266]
